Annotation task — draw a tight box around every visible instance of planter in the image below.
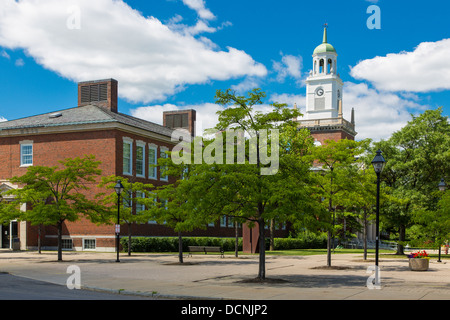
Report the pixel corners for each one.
[409,258,429,271]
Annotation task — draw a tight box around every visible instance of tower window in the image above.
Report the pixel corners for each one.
[319,59,324,73]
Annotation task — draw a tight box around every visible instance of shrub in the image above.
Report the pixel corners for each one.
[120,234,326,253]
[121,237,243,253]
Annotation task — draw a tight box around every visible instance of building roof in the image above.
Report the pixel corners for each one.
[0,104,174,138]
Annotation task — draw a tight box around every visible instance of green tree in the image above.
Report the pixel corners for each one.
[374,108,450,254]
[162,88,317,279]
[134,154,214,264]
[308,138,367,266]
[5,155,105,261]
[97,176,154,256]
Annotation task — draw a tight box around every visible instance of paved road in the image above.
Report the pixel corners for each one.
[0,273,153,300]
[0,250,449,301]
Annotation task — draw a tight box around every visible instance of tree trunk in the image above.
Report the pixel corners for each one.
[235,221,239,258]
[269,219,274,251]
[327,230,332,267]
[38,224,42,254]
[178,231,183,264]
[257,218,265,280]
[396,224,405,255]
[128,223,132,256]
[363,209,368,261]
[57,220,63,261]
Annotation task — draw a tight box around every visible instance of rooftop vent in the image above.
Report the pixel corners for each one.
[78,79,118,113]
[163,109,196,137]
[49,112,62,118]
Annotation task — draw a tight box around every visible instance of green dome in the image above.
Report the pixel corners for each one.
[313,42,336,55]
[313,26,337,55]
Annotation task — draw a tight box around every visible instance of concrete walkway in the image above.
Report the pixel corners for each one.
[0,250,449,300]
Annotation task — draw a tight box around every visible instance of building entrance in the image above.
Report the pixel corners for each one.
[1,221,18,249]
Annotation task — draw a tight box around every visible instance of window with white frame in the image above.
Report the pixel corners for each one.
[123,138,133,175]
[145,192,157,224]
[136,191,145,214]
[160,147,168,181]
[148,144,157,179]
[61,238,73,250]
[83,238,96,250]
[136,142,145,177]
[20,141,33,166]
[220,216,227,227]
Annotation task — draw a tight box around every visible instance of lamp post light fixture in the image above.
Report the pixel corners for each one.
[438,178,447,192]
[114,180,124,262]
[371,149,386,284]
[437,178,446,262]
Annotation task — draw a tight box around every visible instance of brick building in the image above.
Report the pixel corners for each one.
[0,79,289,251]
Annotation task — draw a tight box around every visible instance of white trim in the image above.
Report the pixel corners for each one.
[136,141,146,178]
[82,238,96,251]
[122,138,133,176]
[160,146,169,181]
[19,141,33,167]
[148,144,158,180]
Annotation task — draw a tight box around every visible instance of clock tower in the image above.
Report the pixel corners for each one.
[297,25,356,144]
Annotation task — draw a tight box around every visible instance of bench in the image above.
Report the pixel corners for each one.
[188,246,224,258]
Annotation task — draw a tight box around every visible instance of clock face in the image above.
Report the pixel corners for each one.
[316,88,324,96]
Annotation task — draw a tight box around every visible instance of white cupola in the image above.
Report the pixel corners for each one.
[304,25,343,120]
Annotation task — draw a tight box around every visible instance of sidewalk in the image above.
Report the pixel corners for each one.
[0,250,449,300]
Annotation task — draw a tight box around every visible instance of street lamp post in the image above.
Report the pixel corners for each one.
[437,178,447,263]
[114,180,124,263]
[371,149,386,280]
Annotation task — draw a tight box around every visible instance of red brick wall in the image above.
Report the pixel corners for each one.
[310,129,355,145]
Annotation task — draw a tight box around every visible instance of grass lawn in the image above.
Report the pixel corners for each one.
[235,248,450,260]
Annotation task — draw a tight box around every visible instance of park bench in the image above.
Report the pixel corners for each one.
[188,246,224,258]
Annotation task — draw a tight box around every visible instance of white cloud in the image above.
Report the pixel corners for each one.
[350,38,450,92]
[0,116,7,122]
[1,50,9,59]
[0,0,266,103]
[182,0,216,21]
[231,76,263,94]
[14,58,24,67]
[341,82,428,141]
[270,93,306,114]
[272,54,303,84]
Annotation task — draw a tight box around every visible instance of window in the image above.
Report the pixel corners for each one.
[20,142,33,166]
[123,190,132,210]
[148,144,157,179]
[160,147,168,181]
[136,142,145,177]
[61,239,73,250]
[136,191,145,214]
[83,239,96,250]
[147,193,157,224]
[220,216,227,227]
[123,138,133,175]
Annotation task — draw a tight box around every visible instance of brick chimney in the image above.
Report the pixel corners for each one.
[78,79,118,113]
[163,109,196,137]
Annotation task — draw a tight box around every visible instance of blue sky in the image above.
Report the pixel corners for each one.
[0,0,449,140]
